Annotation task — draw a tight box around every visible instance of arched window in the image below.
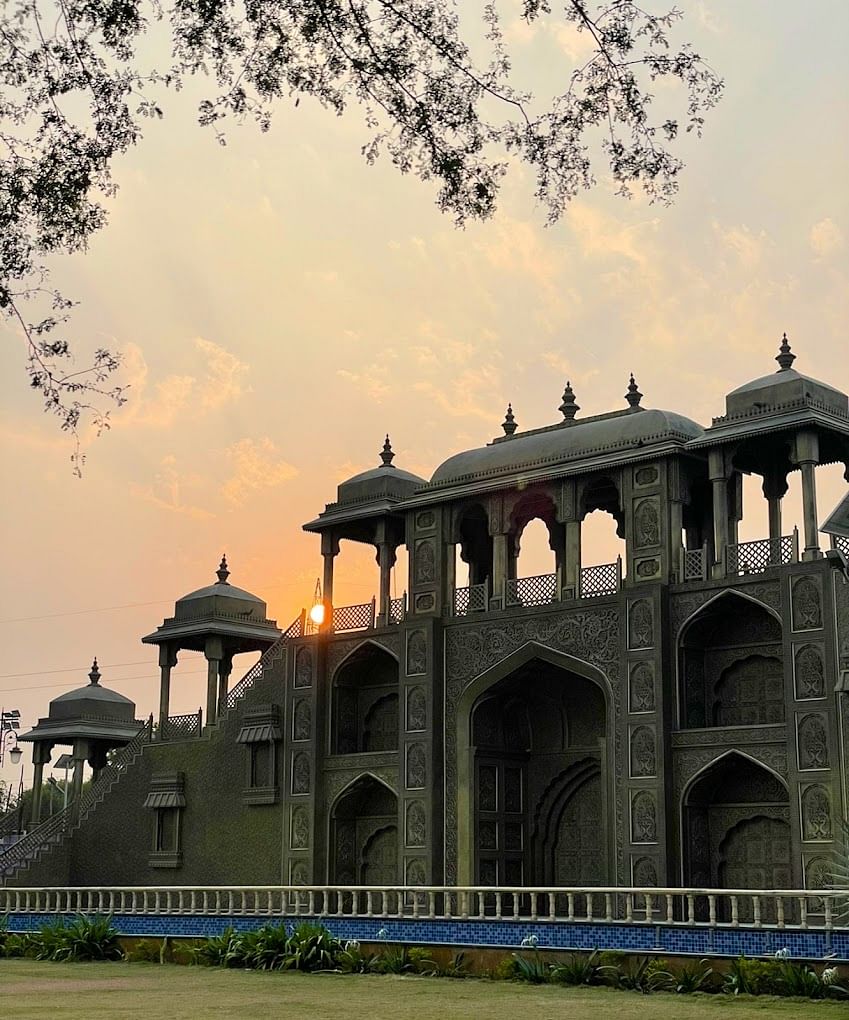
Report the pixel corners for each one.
[332,644,399,753]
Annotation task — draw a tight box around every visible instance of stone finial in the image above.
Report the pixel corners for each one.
[88,658,101,686]
[626,373,643,409]
[776,331,796,371]
[559,381,580,421]
[502,403,517,436]
[380,434,395,466]
[216,554,230,584]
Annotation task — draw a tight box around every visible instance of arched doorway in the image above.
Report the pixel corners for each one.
[678,592,784,729]
[332,643,399,753]
[467,651,610,888]
[683,752,792,919]
[330,775,399,886]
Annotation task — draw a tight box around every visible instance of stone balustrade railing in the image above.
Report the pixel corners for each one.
[2,885,844,932]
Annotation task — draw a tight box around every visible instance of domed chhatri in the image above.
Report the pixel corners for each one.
[332,434,426,509]
[19,658,142,826]
[143,557,281,732]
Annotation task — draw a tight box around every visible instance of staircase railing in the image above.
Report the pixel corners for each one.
[225,613,304,713]
[0,717,154,877]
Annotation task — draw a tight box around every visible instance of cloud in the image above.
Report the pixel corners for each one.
[222,437,299,506]
[337,363,392,401]
[117,338,250,427]
[715,223,767,270]
[809,218,844,259]
[132,455,214,520]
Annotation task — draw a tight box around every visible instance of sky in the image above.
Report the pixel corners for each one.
[1,1,847,792]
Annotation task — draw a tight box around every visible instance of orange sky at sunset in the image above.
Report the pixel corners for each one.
[1,2,847,793]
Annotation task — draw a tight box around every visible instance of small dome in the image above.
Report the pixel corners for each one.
[173,556,267,620]
[724,335,848,420]
[336,435,426,505]
[49,659,136,723]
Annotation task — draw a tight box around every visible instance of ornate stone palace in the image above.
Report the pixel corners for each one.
[8,336,849,896]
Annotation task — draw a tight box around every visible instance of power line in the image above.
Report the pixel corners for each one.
[0,660,152,679]
[0,668,209,695]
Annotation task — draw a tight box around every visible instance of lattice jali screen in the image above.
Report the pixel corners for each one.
[683,547,707,581]
[453,582,488,616]
[726,534,794,576]
[389,595,407,624]
[161,712,202,742]
[579,561,619,598]
[505,573,558,607]
[332,601,375,633]
[833,535,849,558]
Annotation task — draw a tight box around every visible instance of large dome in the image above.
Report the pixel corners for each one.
[429,407,704,488]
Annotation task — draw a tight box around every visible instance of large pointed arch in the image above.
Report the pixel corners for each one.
[456,640,614,885]
[327,772,399,885]
[331,640,400,753]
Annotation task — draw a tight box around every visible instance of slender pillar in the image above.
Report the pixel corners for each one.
[30,740,51,827]
[217,653,233,719]
[795,431,821,560]
[444,542,456,614]
[321,531,339,623]
[767,498,782,541]
[492,532,508,602]
[70,739,89,816]
[709,449,729,578]
[204,636,224,726]
[158,644,178,739]
[377,542,394,623]
[563,520,581,598]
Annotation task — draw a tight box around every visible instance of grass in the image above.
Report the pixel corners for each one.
[2,960,847,1020]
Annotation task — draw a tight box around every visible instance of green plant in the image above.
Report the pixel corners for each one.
[23,915,122,963]
[493,957,519,980]
[376,944,415,974]
[124,939,163,964]
[724,956,783,996]
[238,924,292,971]
[615,956,675,994]
[190,927,243,968]
[550,949,613,986]
[674,959,715,994]
[336,940,378,974]
[437,951,469,979]
[282,922,343,972]
[408,946,438,975]
[777,961,826,998]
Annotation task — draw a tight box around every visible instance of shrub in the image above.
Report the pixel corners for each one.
[615,956,675,994]
[550,949,614,986]
[23,915,122,963]
[124,939,163,964]
[674,959,715,994]
[190,927,243,968]
[239,924,292,971]
[281,922,343,972]
[336,940,378,974]
[408,946,438,975]
[376,945,416,974]
[437,951,469,979]
[724,956,783,996]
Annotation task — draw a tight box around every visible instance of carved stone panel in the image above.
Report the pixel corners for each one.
[406,742,426,790]
[634,466,659,487]
[792,576,822,631]
[632,856,658,886]
[406,857,427,885]
[635,558,661,580]
[415,593,435,612]
[290,860,309,885]
[290,805,310,849]
[634,498,660,549]
[291,752,311,796]
[405,800,427,848]
[631,790,657,843]
[406,630,427,676]
[797,714,829,770]
[416,510,435,531]
[406,686,427,732]
[292,698,311,741]
[794,644,826,700]
[801,784,832,841]
[629,662,655,714]
[630,726,657,778]
[628,600,654,650]
[294,647,313,689]
[414,539,436,585]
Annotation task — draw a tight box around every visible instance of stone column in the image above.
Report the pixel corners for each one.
[796,432,821,560]
[563,521,581,598]
[30,741,51,828]
[158,644,178,739]
[204,635,224,726]
[492,532,509,605]
[70,739,90,816]
[321,531,339,619]
[377,542,394,623]
[709,449,729,578]
[443,541,456,615]
[217,653,233,719]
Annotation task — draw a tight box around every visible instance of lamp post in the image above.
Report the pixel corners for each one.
[0,708,22,767]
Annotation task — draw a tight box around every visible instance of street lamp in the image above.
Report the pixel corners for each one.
[0,708,22,766]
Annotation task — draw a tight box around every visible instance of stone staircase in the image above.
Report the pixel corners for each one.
[0,615,302,885]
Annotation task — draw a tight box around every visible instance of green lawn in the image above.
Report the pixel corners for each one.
[2,960,847,1020]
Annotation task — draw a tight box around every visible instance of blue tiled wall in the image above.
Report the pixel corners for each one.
[5,912,845,961]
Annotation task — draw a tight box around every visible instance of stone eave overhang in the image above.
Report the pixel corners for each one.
[399,439,703,508]
[19,719,144,743]
[141,618,281,646]
[687,405,849,450]
[303,497,405,533]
